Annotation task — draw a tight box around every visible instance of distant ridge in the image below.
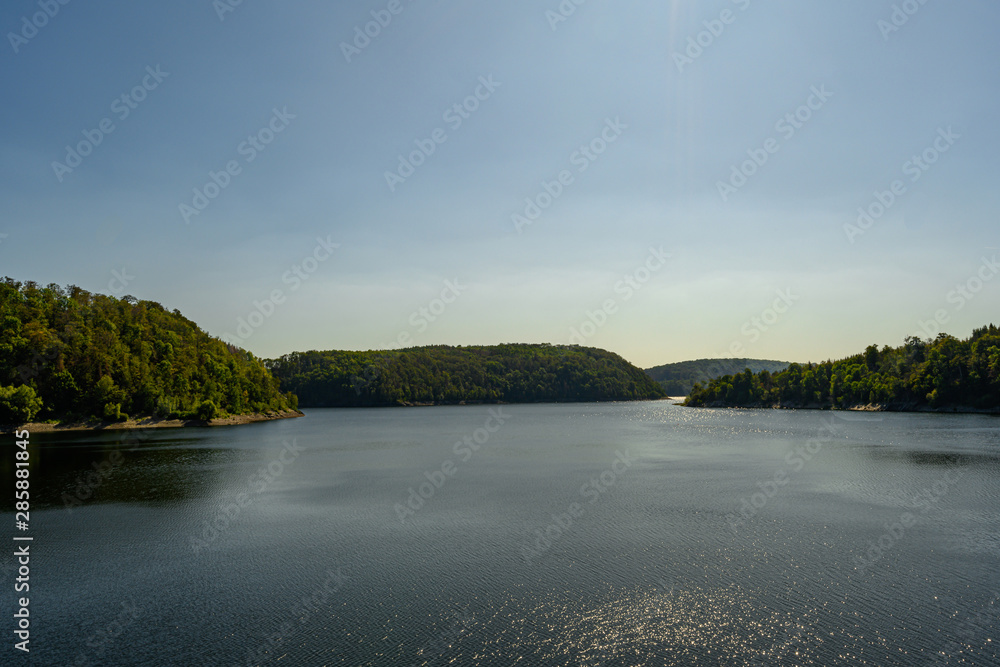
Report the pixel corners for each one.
[267,344,665,407]
[645,358,791,396]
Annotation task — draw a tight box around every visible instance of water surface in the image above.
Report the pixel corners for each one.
[3,402,998,665]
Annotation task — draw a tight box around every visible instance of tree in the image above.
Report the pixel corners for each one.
[0,385,43,424]
[196,400,219,421]
[0,278,295,422]
[103,402,128,422]
[45,369,81,415]
[685,326,1000,412]
[265,344,665,407]
[864,344,879,372]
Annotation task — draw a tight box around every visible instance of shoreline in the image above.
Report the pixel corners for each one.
[297,396,673,408]
[684,401,1000,416]
[1,409,304,435]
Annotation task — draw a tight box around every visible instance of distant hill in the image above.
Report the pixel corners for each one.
[267,344,666,407]
[0,279,296,425]
[645,358,791,396]
[685,326,1000,412]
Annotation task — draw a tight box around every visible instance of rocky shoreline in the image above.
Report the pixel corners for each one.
[0,409,304,435]
[686,401,1000,415]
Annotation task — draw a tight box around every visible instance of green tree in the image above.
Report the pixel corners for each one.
[0,385,43,424]
[0,278,295,423]
[103,402,128,422]
[196,400,219,421]
[864,344,880,372]
[266,344,665,407]
[686,325,1000,412]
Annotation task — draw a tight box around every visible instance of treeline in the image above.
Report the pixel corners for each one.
[266,344,666,407]
[0,279,296,424]
[645,358,789,395]
[685,326,1000,412]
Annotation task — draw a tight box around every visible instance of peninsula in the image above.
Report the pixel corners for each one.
[684,326,1000,414]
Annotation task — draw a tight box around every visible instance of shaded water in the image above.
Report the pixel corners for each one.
[2,402,999,665]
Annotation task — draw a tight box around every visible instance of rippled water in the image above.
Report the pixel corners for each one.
[3,402,999,665]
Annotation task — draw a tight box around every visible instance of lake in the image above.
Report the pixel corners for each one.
[3,402,999,665]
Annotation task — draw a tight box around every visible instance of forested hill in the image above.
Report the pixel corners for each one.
[645,358,790,395]
[0,279,296,424]
[684,326,1000,412]
[266,344,666,407]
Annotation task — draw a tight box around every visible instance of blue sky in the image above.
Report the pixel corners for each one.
[1,0,998,368]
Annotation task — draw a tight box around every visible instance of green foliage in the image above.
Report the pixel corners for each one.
[685,325,1000,411]
[102,402,128,422]
[267,344,666,407]
[0,384,43,424]
[0,278,293,422]
[196,400,219,421]
[645,358,790,395]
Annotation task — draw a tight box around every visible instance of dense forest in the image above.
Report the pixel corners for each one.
[685,326,1000,412]
[645,358,790,395]
[0,279,296,425]
[267,344,666,407]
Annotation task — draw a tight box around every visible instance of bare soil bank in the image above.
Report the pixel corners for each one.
[1,409,304,435]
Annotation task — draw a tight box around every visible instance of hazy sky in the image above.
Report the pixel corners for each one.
[2,1,998,368]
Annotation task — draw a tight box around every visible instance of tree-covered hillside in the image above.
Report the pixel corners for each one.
[267,344,666,407]
[685,326,1000,412]
[0,279,296,424]
[645,358,790,395]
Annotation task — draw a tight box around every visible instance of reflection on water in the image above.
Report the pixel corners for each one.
[1,403,998,665]
[451,584,822,666]
[0,427,298,510]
